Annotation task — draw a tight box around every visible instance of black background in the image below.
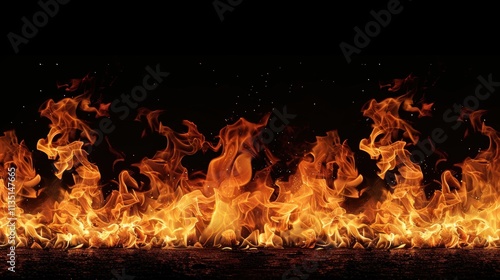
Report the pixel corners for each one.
[2,1,500,55]
[2,1,500,202]
[2,2,500,279]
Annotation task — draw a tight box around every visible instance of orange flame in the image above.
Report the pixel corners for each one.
[1,74,499,250]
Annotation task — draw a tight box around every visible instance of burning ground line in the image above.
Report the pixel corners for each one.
[5,165,17,273]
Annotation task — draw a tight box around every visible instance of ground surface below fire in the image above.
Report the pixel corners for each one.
[2,248,499,279]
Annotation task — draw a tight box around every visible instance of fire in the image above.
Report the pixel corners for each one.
[1,74,499,250]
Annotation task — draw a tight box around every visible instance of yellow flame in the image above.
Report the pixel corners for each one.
[1,75,499,250]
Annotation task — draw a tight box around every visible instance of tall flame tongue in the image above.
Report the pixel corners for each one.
[1,75,500,250]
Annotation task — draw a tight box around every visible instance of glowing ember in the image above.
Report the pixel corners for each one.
[1,74,499,250]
